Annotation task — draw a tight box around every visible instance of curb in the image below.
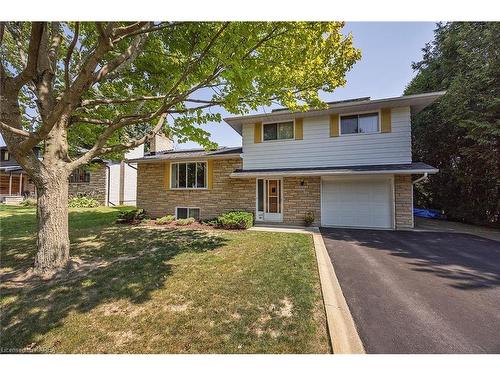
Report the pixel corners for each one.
[312,231,365,354]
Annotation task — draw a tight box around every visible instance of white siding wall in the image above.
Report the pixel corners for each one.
[241,107,412,169]
[123,162,137,206]
[107,162,138,206]
[107,163,121,206]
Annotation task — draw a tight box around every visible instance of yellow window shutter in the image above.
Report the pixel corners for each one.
[381,108,392,133]
[254,122,262,143]
[295,118,303,140]
[207,160,214,189]
[164,162,170,190]
[329,114,339,137]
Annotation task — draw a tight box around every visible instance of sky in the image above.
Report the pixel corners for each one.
[180,22,437,149]
[0,22,437,149]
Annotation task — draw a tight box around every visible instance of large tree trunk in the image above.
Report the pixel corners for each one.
[34,171,70,273]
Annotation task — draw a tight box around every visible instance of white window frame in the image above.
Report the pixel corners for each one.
[170,161,208,190]
[175,206,201,220]
[339,109,381,136]
[261,120,296,142]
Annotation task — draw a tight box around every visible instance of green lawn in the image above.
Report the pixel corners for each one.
[0,205,330,353]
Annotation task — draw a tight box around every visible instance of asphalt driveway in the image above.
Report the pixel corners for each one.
[320,228,500,353]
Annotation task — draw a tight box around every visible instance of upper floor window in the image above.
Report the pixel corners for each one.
[2,150,9,161]
[263,121,294,141]
[340,112,379,135]
[171,162,206,189]
[69,168,90,183]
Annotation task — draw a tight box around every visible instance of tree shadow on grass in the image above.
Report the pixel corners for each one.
[320,228,500,290]
[0,208,124,276]
[0,228,228,352]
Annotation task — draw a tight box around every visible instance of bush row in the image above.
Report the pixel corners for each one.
[205,211,253,229]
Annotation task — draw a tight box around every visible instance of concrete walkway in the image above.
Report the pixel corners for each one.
[415,217,500,242]
[250,225,365,354]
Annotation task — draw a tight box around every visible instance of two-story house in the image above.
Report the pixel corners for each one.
[132,91,444,229]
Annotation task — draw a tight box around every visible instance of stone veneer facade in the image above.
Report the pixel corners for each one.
[137,157,414,228]
[137,158,255,219]
[394,174,413,229]
[282,176,321,226]
[68,164,107,205]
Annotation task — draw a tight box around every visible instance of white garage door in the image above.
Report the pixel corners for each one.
[321,177,393,229]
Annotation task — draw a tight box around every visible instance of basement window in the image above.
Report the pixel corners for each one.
[176,207,200,220]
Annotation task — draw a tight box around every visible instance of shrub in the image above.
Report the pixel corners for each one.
[217,211,253,229]
[68,195,100,208]
[116,208,146,224]
[304,211,315,227]
[203,217,220,227]
[175,217,196,226]
[20,197,37,207]
[156,215,175,225]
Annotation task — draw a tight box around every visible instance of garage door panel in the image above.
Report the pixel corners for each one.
[321,178,393,229]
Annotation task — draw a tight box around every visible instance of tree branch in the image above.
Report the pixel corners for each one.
[68,113,166,169]
[0,22,4,45]
[10,22,44,90]
[157,22,229,111]
[0,120,31,137]
[69,116,113,125]
[93,29,148,83]
[16,23,114,153]
[112,22,149,41]
[64,22,79,89]
[81,94,169,107]
[48,22,63,73]
[112,22,176,43]
[0,23,5,79]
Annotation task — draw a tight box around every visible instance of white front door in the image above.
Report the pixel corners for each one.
[321,177,393,229]
[256,178,283,222]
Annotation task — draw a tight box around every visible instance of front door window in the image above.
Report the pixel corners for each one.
[256,179,282,222]
[266,179,281,214]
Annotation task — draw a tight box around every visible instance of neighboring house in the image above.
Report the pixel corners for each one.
[0,145,142,206]
[131,91,444,229]
[0,146,37,203]
[69,146,142,206]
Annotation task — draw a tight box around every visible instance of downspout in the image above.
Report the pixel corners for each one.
[412,172,428,185]
[126,162,137,170]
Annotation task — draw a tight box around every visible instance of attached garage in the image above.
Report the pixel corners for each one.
[321,176,394,229]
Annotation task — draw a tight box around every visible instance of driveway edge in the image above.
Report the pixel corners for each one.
[312,231,365,354]
[250,226,365,354]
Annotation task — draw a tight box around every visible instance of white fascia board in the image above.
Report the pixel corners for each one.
[230,168,439,178]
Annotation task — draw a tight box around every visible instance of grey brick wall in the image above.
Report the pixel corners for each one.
[68,165,107,205]
[283,176,321,226]
[394,174,413,229]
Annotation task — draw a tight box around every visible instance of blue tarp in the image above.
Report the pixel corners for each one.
[413,208,442,219]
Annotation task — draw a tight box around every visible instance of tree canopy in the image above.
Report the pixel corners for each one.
[405,22,499,224]
[1,22,360,166]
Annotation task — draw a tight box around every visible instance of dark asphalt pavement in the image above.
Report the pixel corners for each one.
[320,228,500,353]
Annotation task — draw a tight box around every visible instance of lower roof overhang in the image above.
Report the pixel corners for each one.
[0,166,23,173]
[229,162,438,178]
